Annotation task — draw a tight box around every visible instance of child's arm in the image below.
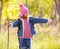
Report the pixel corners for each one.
[31,17,52,24]
[32,17,48,24]
[11,19,19,27]
[8,19,19,27]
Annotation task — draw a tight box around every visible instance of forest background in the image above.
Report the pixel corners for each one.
[0,0,60,49]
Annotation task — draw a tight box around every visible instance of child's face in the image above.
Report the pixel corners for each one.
[21,13,28,19]
[24,13,28,17]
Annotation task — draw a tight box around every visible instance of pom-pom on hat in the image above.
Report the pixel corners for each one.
[20,4,29,17]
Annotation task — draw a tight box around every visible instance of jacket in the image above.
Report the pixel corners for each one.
[12,17,48,36]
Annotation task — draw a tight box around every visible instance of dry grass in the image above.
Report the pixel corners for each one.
[0,24,60,49]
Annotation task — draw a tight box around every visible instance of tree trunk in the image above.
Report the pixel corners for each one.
[25,0,28,8]
[0,0,3,33]
[55,0,60,31]
[51,6,57,26]
[36,0,39,17]
[0,0,8,33]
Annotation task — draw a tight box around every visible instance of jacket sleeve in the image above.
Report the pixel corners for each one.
[32,17,48,24]
[11,19,19,27]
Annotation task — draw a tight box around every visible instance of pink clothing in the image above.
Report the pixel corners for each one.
[23,19,31,38]
[20,4,29,17]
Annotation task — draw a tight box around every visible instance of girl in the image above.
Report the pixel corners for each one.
[8,4,52,49]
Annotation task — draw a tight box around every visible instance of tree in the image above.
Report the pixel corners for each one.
[0,0,8,33]
[0,0,3,33]
[55,0,60,30]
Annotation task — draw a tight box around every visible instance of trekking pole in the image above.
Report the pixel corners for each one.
[7,17,9,49]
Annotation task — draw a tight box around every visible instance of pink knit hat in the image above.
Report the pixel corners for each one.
[20,4,29,17]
